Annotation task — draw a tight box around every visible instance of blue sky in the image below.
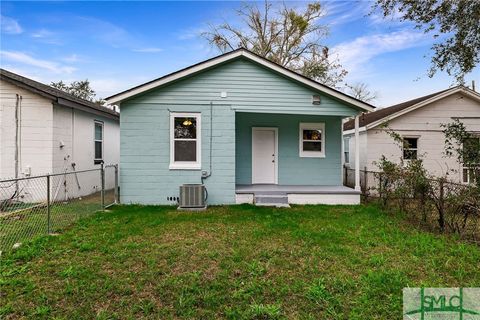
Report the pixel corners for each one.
[1,1,478,107]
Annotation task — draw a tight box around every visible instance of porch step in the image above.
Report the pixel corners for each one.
[254,194,289,207]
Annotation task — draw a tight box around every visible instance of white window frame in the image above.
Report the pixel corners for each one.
[402,136,419,160]
[299,122,325,158]
[94,120,104,165]
[169,112,201,170]
[462,136,480,184]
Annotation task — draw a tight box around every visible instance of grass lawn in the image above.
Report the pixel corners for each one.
[0,190,115,252]
[1,204,479,319]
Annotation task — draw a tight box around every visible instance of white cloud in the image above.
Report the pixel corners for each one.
[75,16,132,48]
[1,15,22,34]
[30,28,63,45]
[62,54,84,63]
[331,29,430,75]
[0,51,76,74]
[89,76,150,98]
[323,1,370,27]
[31,28,54,38]
[132,47,163,53]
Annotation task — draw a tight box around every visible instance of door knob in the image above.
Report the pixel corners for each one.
[272,160,275,163]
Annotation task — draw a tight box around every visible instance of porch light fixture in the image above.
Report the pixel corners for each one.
[312,95,321,105]
[183,119,193,126]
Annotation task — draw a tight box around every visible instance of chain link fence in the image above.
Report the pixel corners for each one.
[343,166,480,243]
[0,164,118,252]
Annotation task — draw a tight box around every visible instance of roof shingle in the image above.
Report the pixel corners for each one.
[343,87,456,131]
[0,68,119,120]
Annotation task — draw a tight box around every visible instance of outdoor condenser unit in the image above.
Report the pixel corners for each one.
[179,184,206,209]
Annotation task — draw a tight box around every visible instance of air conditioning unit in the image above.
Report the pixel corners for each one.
[179,184,206,209]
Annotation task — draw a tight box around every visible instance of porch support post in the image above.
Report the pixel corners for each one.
[354,115,361,191]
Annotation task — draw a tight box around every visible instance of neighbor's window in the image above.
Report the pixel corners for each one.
[299,123,325,157]
[94,121,103,164]
[462,136,480,184]
[402,137,418,160]
[344,137,350,164]
[170,113,201,169]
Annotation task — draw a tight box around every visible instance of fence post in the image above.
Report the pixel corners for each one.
[114,164,119,204]
[438,179,445,232]
[101,162,105,210]
[363,166,368,194]
[47,174,51,234]
[378,173,383,199]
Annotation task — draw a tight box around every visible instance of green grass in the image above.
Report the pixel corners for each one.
[0,190,115,251]
[1,204,479,319]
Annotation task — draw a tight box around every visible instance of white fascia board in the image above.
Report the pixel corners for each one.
[106,51,243,104]
[343,127,367,135]
[240,51,374,113]
[106,50,374,113]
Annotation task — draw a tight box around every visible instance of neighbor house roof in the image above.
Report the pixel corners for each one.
[343,86,480,131]
[106,48,375,113]
[0,68,119,121]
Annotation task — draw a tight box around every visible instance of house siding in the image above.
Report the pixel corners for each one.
[236,113,343,185]
[0,79,119,203]
[120,58,358,204]
[0,80,53,178]
[345,92,480,182]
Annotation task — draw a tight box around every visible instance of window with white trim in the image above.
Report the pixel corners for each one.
[299,123,325,157]
[169,113,201,169]
[402,137,418,160]
[462,136,480,184]
[94,121,103,164]
[343,137,350,164]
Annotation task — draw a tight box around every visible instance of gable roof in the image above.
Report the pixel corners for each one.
[1,68,119,121]
[105,48,374,112]
[343,86,480,131]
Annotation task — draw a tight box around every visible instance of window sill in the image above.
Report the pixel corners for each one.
[169,163,201,170]
[299,153,326,158]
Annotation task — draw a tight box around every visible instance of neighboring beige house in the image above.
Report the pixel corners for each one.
[343,86,480,183]
[0,69,119,200]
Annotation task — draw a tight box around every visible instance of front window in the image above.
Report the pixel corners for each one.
[170,113,201,169]
[462,136,480,184]
[403,137,418,160]
[94,121,103,164]
[299,123,325,157]
[344,137,350,164]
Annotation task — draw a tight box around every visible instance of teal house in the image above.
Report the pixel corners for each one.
[106,49,373,206]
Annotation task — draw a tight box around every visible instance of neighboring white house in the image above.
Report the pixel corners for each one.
[0,69,120,201]
[343,86,480,183]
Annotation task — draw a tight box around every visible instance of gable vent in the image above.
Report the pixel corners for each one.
[312,95,321,105]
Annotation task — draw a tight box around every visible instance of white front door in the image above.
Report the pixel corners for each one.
[252,128,278,184]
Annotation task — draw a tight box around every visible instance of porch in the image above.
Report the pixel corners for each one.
[233,111,363,205]
[235,184,361,205]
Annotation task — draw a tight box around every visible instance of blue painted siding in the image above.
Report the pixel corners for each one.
[120,57,357,204]
[236,113,343,185]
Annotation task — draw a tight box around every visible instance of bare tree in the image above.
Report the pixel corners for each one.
[202,1,347,86]
[345,82,378,103]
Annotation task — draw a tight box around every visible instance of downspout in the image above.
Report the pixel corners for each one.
[201,102,213,187]
[14,94,22,193]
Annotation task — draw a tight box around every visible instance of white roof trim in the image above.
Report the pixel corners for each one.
[106,49,374,112]
[365,87,480,130]
[343,127,367,135]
